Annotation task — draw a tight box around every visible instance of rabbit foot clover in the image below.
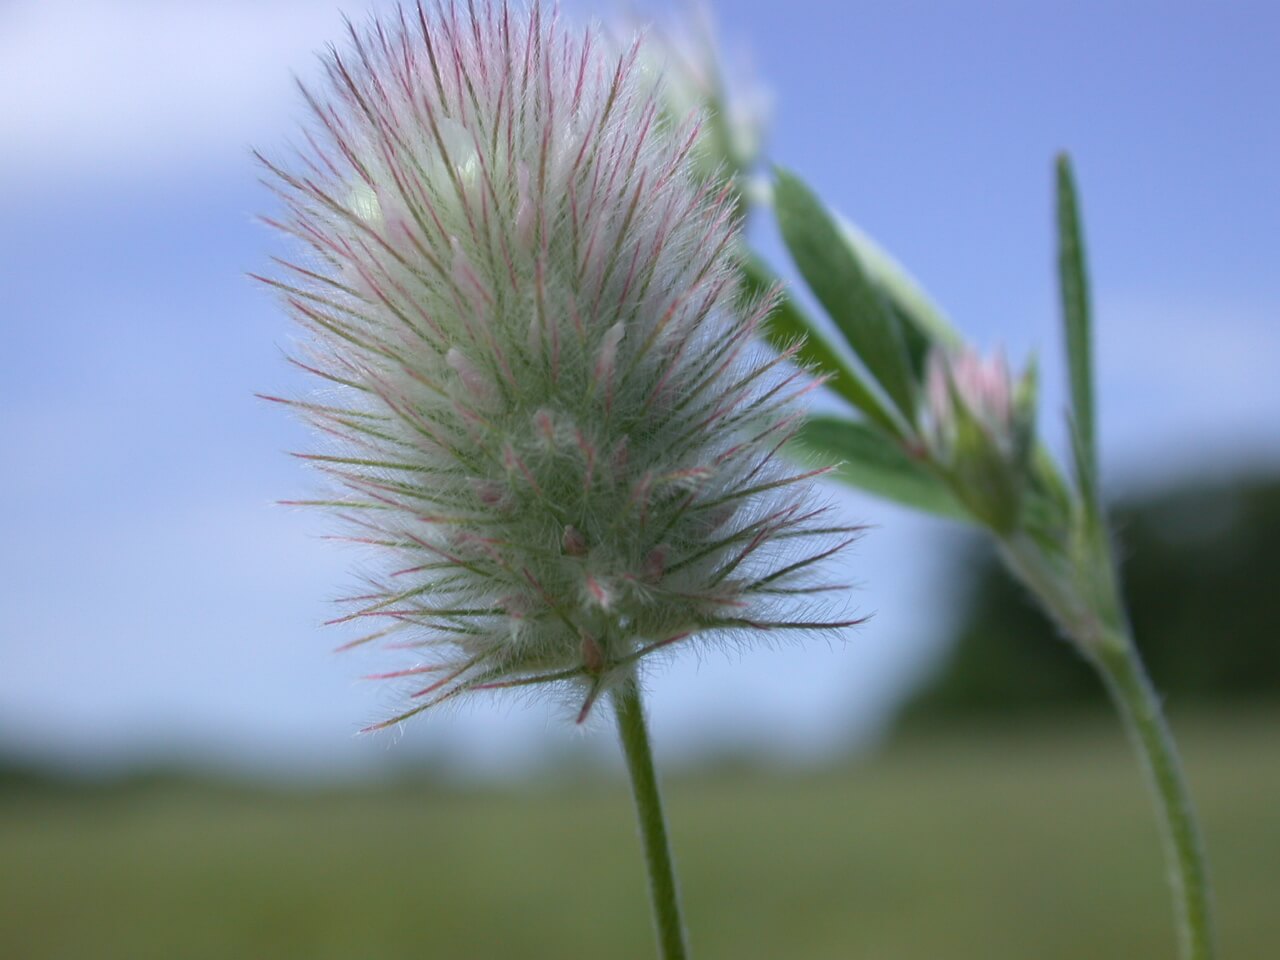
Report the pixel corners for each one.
[259,1,859,730]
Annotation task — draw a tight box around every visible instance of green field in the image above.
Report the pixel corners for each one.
[2,711,1276,959]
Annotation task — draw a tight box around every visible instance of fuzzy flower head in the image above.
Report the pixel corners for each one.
[259,1,857,730]
[924,346,1037,532]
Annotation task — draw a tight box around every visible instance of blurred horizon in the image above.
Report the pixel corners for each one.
[2,0,1278,784]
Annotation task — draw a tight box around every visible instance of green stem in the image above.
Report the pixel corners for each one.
[1001,532,1215,960]
[612,676,689,960]
[1094,637,1215,960]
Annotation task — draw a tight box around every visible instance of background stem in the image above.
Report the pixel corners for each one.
[1001,532,1215,960]
[613,676,689,960]
[1095,637,1215,960]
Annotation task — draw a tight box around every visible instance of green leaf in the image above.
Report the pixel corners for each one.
[796,417,969,520]
[739,254,903,436]
[1055,153,1098,507]
[882,296,931,386]
[838,218,959,382]
[837,218,960,351]
[774,168,918,422]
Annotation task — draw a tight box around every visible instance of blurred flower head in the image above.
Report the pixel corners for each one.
[924,346,1037,532]
[624,4,771,195]
[258,1,857,730]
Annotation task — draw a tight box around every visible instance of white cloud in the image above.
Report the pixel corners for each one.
[0,0,369,184]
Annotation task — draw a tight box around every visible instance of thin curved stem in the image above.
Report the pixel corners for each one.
[1095,637,1215,960]
[612,676,689,960]
[1001,532,1215,960]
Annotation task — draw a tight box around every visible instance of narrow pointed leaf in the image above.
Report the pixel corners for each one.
[774,167,918,420]
[795,417,969,520]
[838,218,958,382]
[1055,154,1098,506]
[890,298,933,384]
[838,217,960,351]
[739,253,903,436]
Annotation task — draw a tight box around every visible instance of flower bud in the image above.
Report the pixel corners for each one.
[924,346,1037,532]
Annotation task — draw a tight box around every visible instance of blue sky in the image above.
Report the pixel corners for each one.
[1,0,1276,779]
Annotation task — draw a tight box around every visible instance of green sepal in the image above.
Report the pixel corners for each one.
[946,408,1022,534]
